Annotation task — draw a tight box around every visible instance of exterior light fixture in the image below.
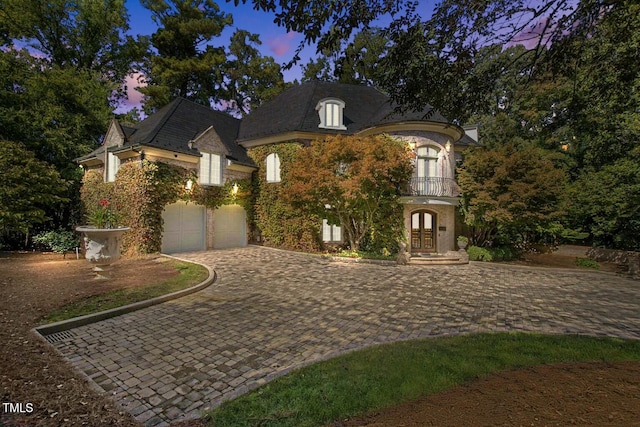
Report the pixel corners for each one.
[186,179,193,191]
[445,141,451,152]
[232,183,239,195]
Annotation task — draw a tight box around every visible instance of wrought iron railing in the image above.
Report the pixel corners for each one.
[403,177,461,197]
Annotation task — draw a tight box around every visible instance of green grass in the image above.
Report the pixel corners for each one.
[207,333,640,427]
[40,260,209,324]
[575,257,600,269]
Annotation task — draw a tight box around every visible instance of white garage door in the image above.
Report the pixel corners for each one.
[161,202,206,253]
[213,204,247,249]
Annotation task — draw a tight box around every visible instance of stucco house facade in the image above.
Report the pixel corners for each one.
[77,81,478,256]
[238,81,478,255]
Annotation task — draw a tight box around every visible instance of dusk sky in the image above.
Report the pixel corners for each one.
[125,0,313,81]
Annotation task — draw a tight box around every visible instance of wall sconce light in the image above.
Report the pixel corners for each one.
[185,179,193,191]
[232,183,239,195]
[445,141,451,152]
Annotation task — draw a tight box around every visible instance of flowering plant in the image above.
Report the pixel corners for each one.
[86,198,121,228]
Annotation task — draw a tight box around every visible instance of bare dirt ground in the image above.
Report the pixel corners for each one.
[333,361,640,426]
[1,251,637,427]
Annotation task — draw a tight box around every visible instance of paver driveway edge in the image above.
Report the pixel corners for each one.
[32,255,216,336]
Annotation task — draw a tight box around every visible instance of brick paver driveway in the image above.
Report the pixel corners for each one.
[50,246,640,426]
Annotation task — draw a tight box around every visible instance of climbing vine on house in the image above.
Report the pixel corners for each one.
[248,143,323,252]
[80,160,252,255]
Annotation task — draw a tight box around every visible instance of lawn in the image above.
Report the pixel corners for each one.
[207,333,640,427]
[40,258,209,324]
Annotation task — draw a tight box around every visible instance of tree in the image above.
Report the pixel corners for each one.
[238,0,626,121]
[302,28,389,87]
[222,30,286,116]
[566,155,640,251]
[285,135,413,251]
[0,141,68,236]
[458,144,567,248]
[0,0,145,96]
[138,0,233,111]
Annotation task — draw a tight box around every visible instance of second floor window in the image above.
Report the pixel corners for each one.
[416,146,440,178]
[200,152,222,186]
[316,98,347,130]
[266,152,281,183]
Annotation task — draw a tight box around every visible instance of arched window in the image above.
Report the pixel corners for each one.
[316,98,347,130]
[266,152,281,183]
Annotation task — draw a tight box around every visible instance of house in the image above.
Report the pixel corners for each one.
[77,81,478,256]
[76,97,256,253]
[238,80,478,255]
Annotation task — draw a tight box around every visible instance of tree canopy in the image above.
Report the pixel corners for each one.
[285,135,413,251]
[0,141,68,234]
[138,0,286,113]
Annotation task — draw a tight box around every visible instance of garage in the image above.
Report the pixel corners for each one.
[213,204,247,249]
[161,201,206,253]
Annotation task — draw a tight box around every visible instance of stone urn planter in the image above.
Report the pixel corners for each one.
[76,226,130,278]
[457,236,469,250]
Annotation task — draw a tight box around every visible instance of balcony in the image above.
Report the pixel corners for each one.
[402,177,461,198]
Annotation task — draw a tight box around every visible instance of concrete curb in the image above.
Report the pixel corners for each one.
[32,254,216,337]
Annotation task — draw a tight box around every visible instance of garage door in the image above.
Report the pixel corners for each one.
[213,204,247,249]
[161,202,206,253]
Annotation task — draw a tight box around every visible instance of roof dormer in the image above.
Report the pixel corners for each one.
[316,98,347,130]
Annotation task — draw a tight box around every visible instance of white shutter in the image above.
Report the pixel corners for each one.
[200,153,211,185]
[211,153,221,185]
[266,153,281,183]
[333,224,342,242]
[322,219,331,242]
[274,153,281,182]
[107,152,119,182]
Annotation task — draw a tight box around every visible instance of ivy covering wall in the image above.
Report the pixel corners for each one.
[80,160,251,255]
[248,143,323,252]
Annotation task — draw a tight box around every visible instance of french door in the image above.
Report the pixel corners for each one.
[411,210,436,253]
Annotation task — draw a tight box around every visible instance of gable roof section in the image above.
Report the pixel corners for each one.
[77,98,254,167]
[237,81,452,143]
[126,98,248,161]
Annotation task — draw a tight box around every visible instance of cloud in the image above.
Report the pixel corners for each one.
[113,72,146,114]
[125,73,146,105]
[265,32,298,57]
[508,17,554,49]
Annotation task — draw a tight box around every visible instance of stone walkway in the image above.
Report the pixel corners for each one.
[50,246,640,426]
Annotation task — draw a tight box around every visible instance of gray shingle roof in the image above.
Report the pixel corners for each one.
[238,81,451,142]
[78,98,254,167]
[125,98,253,166]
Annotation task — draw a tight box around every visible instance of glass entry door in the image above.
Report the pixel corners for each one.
[411,210,436,253]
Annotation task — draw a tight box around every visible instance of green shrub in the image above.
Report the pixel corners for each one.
[575,257,600,269]
[468,246,493,261]
[33,230,79,256]
[467,246,516,262]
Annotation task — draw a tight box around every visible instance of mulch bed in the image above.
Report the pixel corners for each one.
[0,252,177,426]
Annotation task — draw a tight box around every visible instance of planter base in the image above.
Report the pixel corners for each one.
[76,226,130,279]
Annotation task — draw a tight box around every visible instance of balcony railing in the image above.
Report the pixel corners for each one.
[402,177,461,198]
